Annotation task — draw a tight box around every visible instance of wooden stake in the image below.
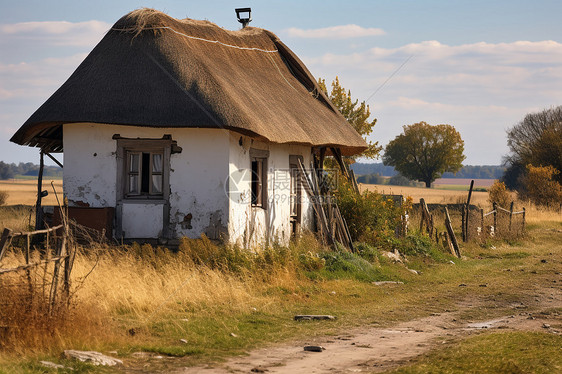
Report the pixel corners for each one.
[464,180,474,242]
[493,202,498,235]
[0,228,12,262]
[522,207,526,234]
[508,201,514,233]
[445,207,461,258]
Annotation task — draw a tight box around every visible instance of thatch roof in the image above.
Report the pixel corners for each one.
[10,8,367,155]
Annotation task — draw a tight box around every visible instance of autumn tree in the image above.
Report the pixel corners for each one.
[318,77,381,159]
[503,106,562,188]
[383,122,465,188]
[519,165,562,207]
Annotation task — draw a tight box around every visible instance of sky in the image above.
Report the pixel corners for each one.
[1,0,561,166]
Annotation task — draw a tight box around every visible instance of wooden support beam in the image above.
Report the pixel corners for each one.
[35,151,45,230]
[44,152,63,168]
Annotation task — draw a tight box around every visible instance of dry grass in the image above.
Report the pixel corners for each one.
[360,183,561,224]
[360,183,490,207]
[0,179,63,206]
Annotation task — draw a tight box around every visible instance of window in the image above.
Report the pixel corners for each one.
[116,136,176,201]
[126,151,163,196]
[250,148,269,208]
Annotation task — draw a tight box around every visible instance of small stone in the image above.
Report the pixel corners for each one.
[330,291,336,295]
[230,333,238,337]
[179,339,188,344]
[304,345,325,352]
[543,323,551,329]
[40,361,66,370]
[63,350,123,366]
[541,259,547,263]
[372,281,404,286]
[251,367,268,373]
[251,307,258,312]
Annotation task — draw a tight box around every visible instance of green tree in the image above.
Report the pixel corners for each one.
[504,106,562,188]
[318,77,381,159]
[383,122,465,188]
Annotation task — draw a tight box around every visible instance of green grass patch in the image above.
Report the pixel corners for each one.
[390,331,562,374]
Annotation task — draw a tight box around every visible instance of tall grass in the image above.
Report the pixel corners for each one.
[0,232,403,354]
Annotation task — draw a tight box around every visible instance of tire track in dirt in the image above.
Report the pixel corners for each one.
[174,290,561,374]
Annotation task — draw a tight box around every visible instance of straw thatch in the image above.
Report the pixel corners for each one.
[10,8,367,155]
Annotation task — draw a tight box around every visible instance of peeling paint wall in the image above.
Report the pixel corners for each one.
[64,124,229,240]
[63,123,312,244]
[227,133,313,247]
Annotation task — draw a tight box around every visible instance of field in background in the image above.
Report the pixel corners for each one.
[360,183,490,207]
[433,178,495,188]
[0,179,63,206]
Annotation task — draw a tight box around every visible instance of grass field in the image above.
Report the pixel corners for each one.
[0,178,560,373]
[360,182,491,206]
[0,179,63,206]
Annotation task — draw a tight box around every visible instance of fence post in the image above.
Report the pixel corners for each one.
[509,201,514,233]
[522,207,526,234]
[445,206,461,258]
[419,198,425,233]
[480,208,484,238]
[0,228,12,262]
[493,202,497,235]
[464,180,474,242]
[461,205,466,242]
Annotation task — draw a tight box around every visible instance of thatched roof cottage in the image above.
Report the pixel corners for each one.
[11,9,367,246]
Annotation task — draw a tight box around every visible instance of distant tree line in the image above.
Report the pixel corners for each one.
[351,163,504,179]
[0,161,62,180]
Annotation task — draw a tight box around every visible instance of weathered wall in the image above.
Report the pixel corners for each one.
[63,124,230,239]
[227,133,313,247]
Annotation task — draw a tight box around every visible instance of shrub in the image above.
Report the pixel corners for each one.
[519,165,562,207]
[487,180,511,208]
[0,190,8,206]
[388,174,423,187]
[336,178,408,245]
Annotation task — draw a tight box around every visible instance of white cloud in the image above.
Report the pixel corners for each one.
[286,24,385,39]
[302,40,562,164]
[0,20,110,46]
[0,53,87,101]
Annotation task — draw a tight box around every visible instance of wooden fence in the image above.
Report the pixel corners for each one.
[0,218,74,313]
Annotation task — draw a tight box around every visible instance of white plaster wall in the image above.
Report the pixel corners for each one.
[63,124,230,239]
[227,133,313,247]
[64,123,118,207]
[122,203,164,238]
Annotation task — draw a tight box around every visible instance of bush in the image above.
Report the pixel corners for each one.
[519,165,562,207]
[487,180,511,208]
[336,179,407,244]
[0,191,8,206]
[388,174,423,187]
[356,173,387,184]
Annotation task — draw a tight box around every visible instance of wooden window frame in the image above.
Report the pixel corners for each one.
[250,148,269,209]
[116,138,171,202]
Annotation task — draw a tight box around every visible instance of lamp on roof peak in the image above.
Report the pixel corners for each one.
[235,7,252,28]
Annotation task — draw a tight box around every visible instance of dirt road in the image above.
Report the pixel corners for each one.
[174,288,561,373]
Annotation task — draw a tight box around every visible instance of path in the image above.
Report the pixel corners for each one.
[174,289,561,374]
